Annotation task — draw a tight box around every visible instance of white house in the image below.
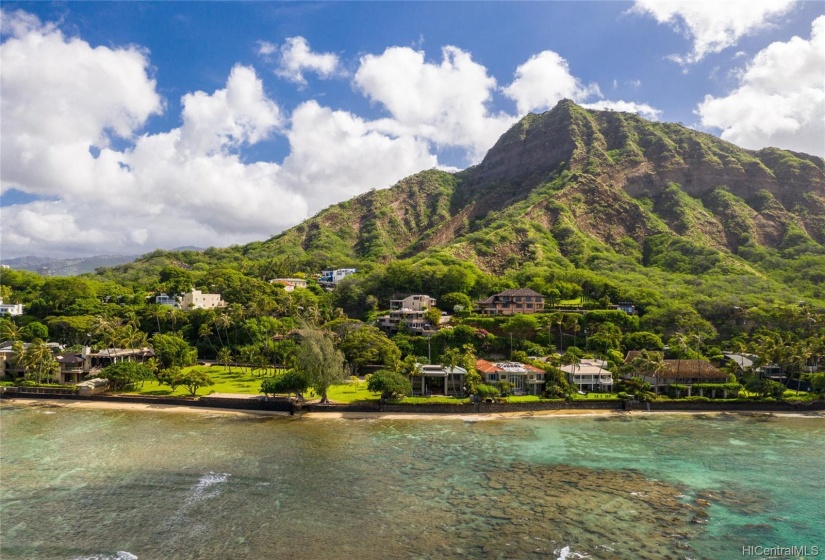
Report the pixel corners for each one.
[390,295,436,312]
[270,278,308,292]
[179,290,225,311]
[319,268,357,286]
[560,358,614,392]
[0,298,24,316]
[154,293,180,308]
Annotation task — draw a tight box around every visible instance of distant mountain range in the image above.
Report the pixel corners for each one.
[1,247,203,276]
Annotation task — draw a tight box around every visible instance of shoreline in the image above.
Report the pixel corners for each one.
[3,397,823,421]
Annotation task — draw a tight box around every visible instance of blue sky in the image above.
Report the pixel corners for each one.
[1,1,823,258]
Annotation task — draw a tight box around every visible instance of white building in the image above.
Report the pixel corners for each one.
[179,290,225,311]
[0,298,24,316]
[154,293,180,308]
[560,358,614,392]
[319,268,357,286]
[270,278,308,292]
[390,294,436,312]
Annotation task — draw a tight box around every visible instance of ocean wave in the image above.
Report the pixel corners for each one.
[189,472,231,502]
[71,552,137,560]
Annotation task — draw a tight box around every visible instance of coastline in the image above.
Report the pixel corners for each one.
[3,397,823,421]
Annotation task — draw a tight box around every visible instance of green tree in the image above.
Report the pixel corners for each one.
[367,369,412,399]
[296,329,345,404]
[21,322,49,342]
[22,339,59,384]
[100,361,154,391]
[178,369,215,396]
[260,370,309,399]
[152,333,197,369]
[339,325,400,375]
[623,332,664,352]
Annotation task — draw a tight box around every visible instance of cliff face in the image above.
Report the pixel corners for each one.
[259,100,824,271]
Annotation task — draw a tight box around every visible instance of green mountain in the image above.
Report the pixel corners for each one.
[94,100,825,328]
[244,100,823,272]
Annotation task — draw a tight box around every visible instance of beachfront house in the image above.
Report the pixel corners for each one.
[559,358,614,392]
[410,363,467,396]
[624,351,728,394]
[475,359,546,395]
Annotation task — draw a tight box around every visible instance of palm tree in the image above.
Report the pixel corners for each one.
[1,320,21,342]
[25,339,57,384]
[632,349,665,395]
[217,347,233,373]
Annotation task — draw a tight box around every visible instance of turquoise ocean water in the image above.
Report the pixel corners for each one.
[1,403,823,559]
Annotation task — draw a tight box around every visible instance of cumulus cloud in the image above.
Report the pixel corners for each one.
[503,51,601,114]
[0,10,666,258]
[632,0,797,64]
[0,11,441,257]
[281,101,436,209]
[696,15,825,157]
[582,100,661,121]
[354,45,515,161]
[259,36,341,85]
[0,9,162,197]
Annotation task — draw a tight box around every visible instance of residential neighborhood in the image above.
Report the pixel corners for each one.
[0,260,823,408]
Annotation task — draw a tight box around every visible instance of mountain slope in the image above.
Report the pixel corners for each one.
[243,100,823,275]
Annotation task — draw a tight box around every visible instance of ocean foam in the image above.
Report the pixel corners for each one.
[189,472,231,502]
[72,552,137,560]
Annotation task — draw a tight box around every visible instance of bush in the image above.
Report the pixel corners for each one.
[367,369,411,399]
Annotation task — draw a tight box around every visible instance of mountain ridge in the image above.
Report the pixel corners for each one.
[245,100,822,274]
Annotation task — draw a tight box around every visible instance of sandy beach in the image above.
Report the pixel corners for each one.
[3,397,822,421]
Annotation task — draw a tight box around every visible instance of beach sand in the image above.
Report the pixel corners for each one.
[4,397,821,421]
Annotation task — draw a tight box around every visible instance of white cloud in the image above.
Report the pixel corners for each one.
[177,65,283,155]
[0,10,668,258]
[503,50,601,114]
[260,36,341,85]
[0,11,441,257]
[696,15,825,157]
[354,45,515,161]
[582,100,661,121]
[0,9,162,198]
[280,101,437,209]
[632,0,797,64]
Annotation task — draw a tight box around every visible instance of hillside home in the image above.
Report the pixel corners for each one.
[377,294,438,335]
[624,351,728,393]
[390,295,436,311]
[475,359,546,395]
[0,298,24,316]
[376,308,429,335]
[270,278,308,292]
[179,290,225,311]
[410,364,467,396]
[154,293,180,308]
[319,268,357,287]
[559,358,614,392]
[477,288,545,316]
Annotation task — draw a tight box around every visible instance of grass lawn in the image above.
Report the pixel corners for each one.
[123,365,269,397]
[326,381,379,404]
